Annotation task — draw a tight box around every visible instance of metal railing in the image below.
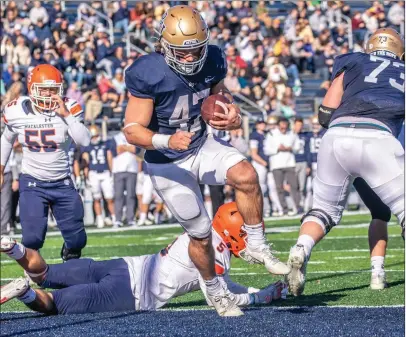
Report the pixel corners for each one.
[125,33,155,57]
[77,4,114,44]
[233,92,267,121]
[341,15,354,50]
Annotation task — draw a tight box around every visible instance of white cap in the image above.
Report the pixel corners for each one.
[14,24,22,30]
[68,24,75,31]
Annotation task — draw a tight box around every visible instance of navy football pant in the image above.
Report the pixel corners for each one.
[19,174,86,250]
[40,258,135,314]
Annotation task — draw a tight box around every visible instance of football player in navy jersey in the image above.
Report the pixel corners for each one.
[287,28,405,296]
[81,125,115,229]
[123,6,289,317]
[293,117,311,212]
[249,120,270,217]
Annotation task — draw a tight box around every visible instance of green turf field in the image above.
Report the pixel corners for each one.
[1,213,404,312]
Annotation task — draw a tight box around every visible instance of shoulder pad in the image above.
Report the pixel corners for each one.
[125,53,166,99]
[3,96,31,125]
[205,45,228,83]
[63,97,83,116]
[331,52,364,81]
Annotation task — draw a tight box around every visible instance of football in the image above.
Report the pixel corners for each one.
[200,94,231,123]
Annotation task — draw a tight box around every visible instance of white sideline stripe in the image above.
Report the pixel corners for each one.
[334,255,398,260]
[266,222,397,233]
[269,235,400,241]
[1,305,403,314]
[229,270,404,276]
[8,211,373,239]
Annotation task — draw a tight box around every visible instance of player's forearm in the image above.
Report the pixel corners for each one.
[0,133,14,167]
[123,124,157,150]
[64,116,91,146]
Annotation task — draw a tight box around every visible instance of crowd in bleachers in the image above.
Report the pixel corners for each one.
[1,1,404,230]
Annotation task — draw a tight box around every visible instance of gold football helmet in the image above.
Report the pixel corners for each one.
[157,5,210,75]
[365,28,404,60]
[88,125,101,144]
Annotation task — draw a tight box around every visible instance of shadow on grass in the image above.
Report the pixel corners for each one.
[1,311,147,337]
[307,261,404,283]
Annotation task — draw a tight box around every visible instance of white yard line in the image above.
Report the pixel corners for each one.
[229,270,404,276]
[1,304,403,314]
[334,255,399,260]
[8,211,375,239]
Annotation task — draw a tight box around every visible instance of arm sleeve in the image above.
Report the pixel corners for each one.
[291,134,301,153]
[65,115,91,146]
[1,127,17,167]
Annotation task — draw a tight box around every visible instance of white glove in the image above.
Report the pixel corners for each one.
[252,281,288,305]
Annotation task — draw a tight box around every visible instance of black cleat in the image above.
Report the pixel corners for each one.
[60,243,82,262]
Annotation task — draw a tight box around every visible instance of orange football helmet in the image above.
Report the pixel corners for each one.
[212,202,247,258]
[27,64,63,111]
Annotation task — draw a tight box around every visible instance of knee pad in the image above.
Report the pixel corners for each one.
[60,243,82,262]
[301,208,336,234]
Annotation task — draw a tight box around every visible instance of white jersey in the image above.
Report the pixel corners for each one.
[124,229,232,310]
[2,96,83,181]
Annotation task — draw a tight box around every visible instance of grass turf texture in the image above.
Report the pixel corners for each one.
[1,213,404,313]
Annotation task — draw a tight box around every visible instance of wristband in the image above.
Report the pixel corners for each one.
[152,134,171,150]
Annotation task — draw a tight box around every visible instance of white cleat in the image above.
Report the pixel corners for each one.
[137,218,153,227]
[206,287,244,317]
[0,236,16,252]
[286,244,307,296]
[96,216,105,229]
[370,272,388,290]
[1,278,30,305]
[245,244,291,275]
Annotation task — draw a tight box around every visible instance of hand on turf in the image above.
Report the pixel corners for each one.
[209,104,242,131]
[51,95,70,118]
[169,131,195,151]
[253,281,287,305]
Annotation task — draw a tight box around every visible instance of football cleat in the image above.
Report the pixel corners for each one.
[245,244,291,275]
[60,243,82,262]
[1,278,30,305]
[0,236,16,252]
[137,218,153,227]
[370,272,388,290]
[206,286,244,317]
[285,244,308,296]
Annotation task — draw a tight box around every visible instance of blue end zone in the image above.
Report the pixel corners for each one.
[1,306,404,337]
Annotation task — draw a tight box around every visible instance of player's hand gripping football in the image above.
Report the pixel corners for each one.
[209,104,242,131]
[169,131,195,151]
[51,95,70,118]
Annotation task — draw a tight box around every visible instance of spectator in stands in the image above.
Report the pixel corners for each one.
[229,128,249,156]
[29,48,45,67]
[333,24,349,47]
[226,45,247,69]
[224,68,241,94]
[66,81,84,107]
[352,11,367,43]
[284,8,298,41]
[264,117,301,216]
[48,1,65,24]
[362,8,379,33]
[34,18,52,42]
[309,7,328,35]
[388,1,405,31]
[112,1,129,35]
[83,89,103,122]
[12,37,31,67]
[29,1,49,25]
[1,81,23,111]
[1,37,15,66]
[279,88,296,119]
[218,29,234,50]
[315,80,330,98]
[96,27,112,62]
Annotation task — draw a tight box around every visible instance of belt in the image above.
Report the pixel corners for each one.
[330,122,390,133]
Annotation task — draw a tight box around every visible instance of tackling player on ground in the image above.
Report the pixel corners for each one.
[286,28,405,296]
[0,64,91,261]
[0,203,287,314]
[123,6,290,317]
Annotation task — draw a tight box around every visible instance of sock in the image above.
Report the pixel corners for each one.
[3,242,26,260]
[244,223,266,250]
[371,256,385,274]
[204,276,223,297]
[297,234,315,258]
[17,288,36,304]
[139,212,147,223]
[154,212,160,224]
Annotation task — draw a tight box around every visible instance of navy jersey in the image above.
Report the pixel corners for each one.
[331,52,405,135]
[309,130,326,163]
[125,45,227,164]
[249,131,268,162]
[81,140,112,172]
[295,132,311,165]
[399,123,405,149]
